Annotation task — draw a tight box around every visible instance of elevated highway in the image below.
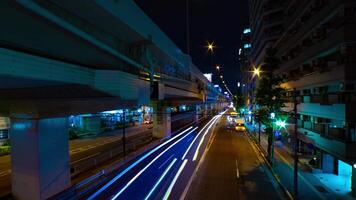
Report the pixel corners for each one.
[0,1,227,199]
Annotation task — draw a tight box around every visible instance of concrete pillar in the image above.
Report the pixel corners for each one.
[10,117,70,200]
[195,105,200,123]
[204,104,209,118]
[153,104,171,138]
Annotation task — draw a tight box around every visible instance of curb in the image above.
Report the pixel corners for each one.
[245,129,294,200]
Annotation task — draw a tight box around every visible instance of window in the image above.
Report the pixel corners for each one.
[243,28,251,34]
[244,43,252,49]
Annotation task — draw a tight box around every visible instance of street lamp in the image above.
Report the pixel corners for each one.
[216,65,220,70]
[206,41,215,53]
[252,66,261,78]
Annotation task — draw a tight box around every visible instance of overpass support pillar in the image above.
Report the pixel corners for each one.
[195,105,200,123]
[152,103,171,138]
[10,117,70,200]
[203,104,209,119]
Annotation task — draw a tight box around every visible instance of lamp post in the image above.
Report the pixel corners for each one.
[122,111,126,157]
[293,88,299,198]
[205,41,215,74]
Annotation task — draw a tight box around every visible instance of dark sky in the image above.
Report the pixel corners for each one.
[135,0,249,93]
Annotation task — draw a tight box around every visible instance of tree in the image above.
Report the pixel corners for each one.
[255,48,286,164]
[233,91,245,111]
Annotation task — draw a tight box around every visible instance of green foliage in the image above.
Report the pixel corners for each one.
[69,127,91,140]
[255,48,287,128]
[255,48,287,165]
[0,146,11,154]
[2,139,10,147]
[233,93,245,111]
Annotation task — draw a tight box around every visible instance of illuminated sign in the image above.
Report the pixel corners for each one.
[203,73,213,82]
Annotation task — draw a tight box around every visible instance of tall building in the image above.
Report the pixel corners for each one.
[243,0,286,111]
[239,27,252,107]
[247,0,356,194]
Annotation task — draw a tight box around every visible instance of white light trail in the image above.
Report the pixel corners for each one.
[111,127,197,200]
[181,116,218,160]
[162,159,188,200]
[192,116,221,161]
[87,126,193,200]
[144,158,177,200]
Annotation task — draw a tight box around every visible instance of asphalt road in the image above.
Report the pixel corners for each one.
[185,112,285,200]
[84,112,226,200]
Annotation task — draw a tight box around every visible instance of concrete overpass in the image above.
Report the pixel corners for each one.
[0,0,227,199]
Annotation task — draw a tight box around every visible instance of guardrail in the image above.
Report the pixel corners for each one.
[52,116,207,200]
[70,130,152,177]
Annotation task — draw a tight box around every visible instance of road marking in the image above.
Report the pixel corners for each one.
[179,110,227,200]
[159,154,175,169]
[110,128,196,200]
[145,158,177,200]
[163,159,188,200]
[274,150,326,200]
[181,116,218,160]
[235,159,239,179]
[87,126,193,200]
[243,131,292,200]
[193,115,221,161]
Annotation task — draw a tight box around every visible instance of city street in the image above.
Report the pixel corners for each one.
[83,112,225,200]
[82,110,286,200]
[0,1,355,199]
[185,112,285,200]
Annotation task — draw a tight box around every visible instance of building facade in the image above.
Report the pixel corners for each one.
[247,0,356,194]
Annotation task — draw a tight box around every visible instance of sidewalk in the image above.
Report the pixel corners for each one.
[245,123,355,200]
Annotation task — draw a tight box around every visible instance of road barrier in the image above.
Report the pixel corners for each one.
[51,115,206,200]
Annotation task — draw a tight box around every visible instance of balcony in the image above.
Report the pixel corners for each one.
[276,0,344,58]
[297,127,356,160]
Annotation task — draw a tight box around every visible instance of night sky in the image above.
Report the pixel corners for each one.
[135,0,249,93]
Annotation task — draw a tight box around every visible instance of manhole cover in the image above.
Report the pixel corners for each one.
[314,185,329,193]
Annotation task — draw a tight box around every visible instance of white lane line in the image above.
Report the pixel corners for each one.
[110,127,197,200]
[163,159,188,200]
[235,159,239,179]
[145,158,177,200]
[181,116,218,160]
[158,154,175,170]
[87,126,193,200]
[179,110,228,200]
[192,116,221,161]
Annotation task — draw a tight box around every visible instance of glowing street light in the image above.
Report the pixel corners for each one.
[216,65,220,70]
[253,66,261,77]
[220,75,223,79]
[206,41,215,53]
[276,120,286,128]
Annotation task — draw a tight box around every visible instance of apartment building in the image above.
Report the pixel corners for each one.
[247,0,356,194]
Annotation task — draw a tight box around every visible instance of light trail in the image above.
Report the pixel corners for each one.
[87,126,193,200]
[162,159,188,200]
[181,116,218,160]
[111,127,198,200]
[144,158,177,200]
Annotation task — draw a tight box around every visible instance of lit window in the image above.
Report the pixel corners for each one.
[243,28,251,34]
[244,43,251,49]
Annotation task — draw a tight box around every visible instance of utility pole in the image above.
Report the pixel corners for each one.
[293,88,298,198]
[122,111,126,158]
[258,117,261,144]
